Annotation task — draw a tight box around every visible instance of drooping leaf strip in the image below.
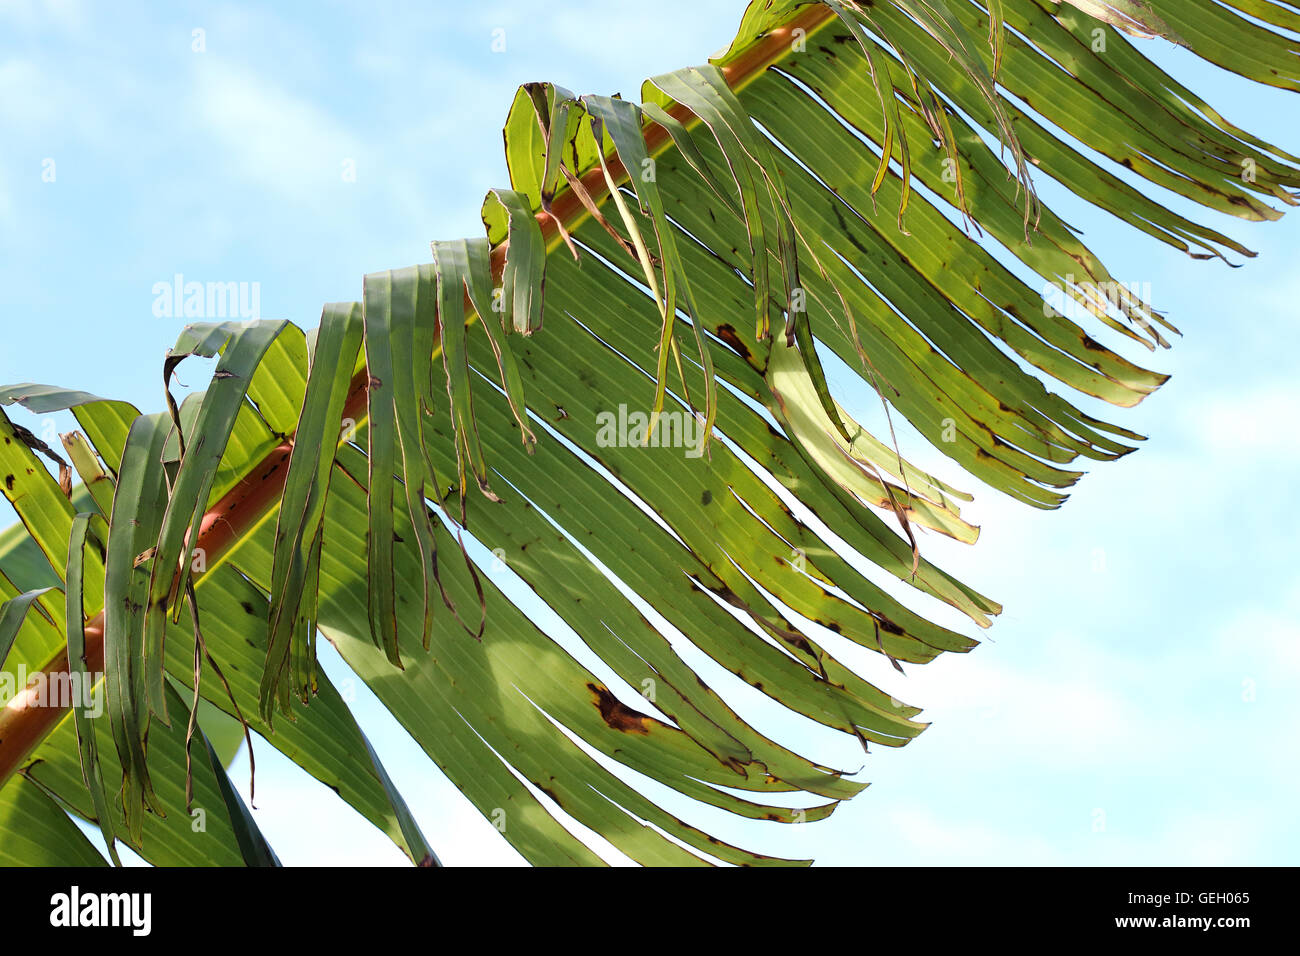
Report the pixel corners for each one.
[263,304,364,722]
[65,513,122,866]
[481,189,547,335]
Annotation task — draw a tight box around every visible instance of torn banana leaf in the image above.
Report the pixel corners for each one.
[1,0,1296,867]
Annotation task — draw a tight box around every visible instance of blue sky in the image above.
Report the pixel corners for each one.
[1,0,1297,865]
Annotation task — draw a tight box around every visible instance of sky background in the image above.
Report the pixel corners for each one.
[1,0,1297,865]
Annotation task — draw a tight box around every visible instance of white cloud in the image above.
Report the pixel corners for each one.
[892,631,1155,770]
[190,63,361,205]
[1186,381,1300,463]
[0,0,85,32]
[879,807,1062,865]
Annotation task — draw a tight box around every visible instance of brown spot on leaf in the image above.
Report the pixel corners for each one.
[782,632,813,654]
[587,682,650,734]
[714,323,752,361]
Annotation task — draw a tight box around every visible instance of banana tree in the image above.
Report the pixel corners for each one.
[1,0,1296,867]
